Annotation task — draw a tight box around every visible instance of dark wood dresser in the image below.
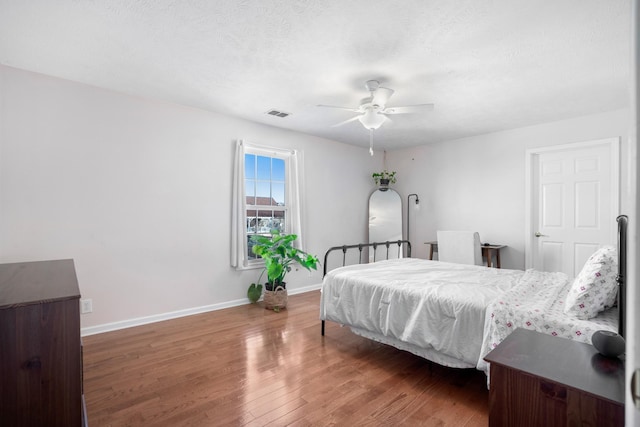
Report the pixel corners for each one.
[0,259,85,426]
[484,328,624,427]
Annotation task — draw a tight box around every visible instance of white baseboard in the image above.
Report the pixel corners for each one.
[286,282,322,295]
[81,283,322,337]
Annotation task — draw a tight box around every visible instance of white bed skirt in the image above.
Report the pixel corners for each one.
[349,326,476,369]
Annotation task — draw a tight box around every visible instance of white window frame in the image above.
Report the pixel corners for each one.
[244,146,290,267]
[231,140,303,270]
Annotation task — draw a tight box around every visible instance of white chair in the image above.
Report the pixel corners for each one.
[436,231,483,266]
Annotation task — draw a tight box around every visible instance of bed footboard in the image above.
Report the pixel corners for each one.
[321,239,412,336]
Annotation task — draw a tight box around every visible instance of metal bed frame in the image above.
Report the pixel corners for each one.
[616,214,627,338]
[320,216,629,338]
[321,239,411,336]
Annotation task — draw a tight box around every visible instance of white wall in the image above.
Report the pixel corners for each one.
[1,64,630,333]
[388,109,631,269]
[0,65,382,331]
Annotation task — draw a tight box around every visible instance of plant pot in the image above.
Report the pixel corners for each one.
[379,178,390,191]
[264,284,287,311]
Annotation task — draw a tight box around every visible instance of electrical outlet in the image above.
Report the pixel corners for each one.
[80,299,93,314]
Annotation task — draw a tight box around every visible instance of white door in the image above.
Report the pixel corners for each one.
[527,138,619,277]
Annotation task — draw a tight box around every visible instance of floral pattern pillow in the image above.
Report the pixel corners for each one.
[564,245,618,319]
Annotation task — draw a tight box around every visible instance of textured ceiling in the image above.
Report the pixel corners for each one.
[0,0,631,150]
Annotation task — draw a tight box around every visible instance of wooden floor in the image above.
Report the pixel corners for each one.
[83,291,489,426]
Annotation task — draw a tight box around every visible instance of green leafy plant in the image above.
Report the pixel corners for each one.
[251,231,319,287]
[372,170,397,185]
[247,283,262,303]
[251,230,319,290]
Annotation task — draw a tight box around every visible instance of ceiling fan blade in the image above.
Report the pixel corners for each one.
[317,104,361,113]
[371,87,394,107]
[383,104,434,114]
[331,115,361,127]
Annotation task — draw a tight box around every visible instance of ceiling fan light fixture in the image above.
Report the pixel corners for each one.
[365,80,380,92]
[317,80,434,140]
[358,108,385,130]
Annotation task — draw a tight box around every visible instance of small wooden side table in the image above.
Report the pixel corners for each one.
[425,241,506,268]
[484,328,624,427]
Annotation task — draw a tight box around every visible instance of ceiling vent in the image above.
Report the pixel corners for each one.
[266,109,291,118]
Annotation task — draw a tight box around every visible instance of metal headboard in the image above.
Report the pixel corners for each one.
[322,240,412,277]
[617,214,627,338]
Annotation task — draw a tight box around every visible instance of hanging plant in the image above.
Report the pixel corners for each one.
[372,170,397,185]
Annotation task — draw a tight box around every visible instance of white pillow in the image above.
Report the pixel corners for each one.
[564,245,618,319]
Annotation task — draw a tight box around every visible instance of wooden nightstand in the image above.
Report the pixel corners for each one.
[484,328,624,427]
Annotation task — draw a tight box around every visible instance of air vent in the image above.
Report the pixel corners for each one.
[265,109,291,118]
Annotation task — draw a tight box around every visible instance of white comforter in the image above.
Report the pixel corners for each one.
[320,258,619,372]
[320,258,524,367]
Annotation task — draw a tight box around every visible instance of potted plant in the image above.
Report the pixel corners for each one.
[372,170,397,191]
[250,230,319,311]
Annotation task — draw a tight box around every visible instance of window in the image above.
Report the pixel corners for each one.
[231,140,302,269]
[244,151,287,262]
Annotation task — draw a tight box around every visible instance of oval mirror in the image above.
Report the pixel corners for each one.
[368,188,402,261]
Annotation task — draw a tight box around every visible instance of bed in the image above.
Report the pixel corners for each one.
[320,219,626,373]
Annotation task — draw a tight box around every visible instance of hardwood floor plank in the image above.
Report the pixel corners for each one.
[83,290,488,426]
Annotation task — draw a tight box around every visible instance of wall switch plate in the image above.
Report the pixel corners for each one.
[80,299,93,314]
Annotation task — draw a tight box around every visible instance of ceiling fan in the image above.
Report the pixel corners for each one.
[317,80,434,131]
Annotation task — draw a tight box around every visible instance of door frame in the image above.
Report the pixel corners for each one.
[628,0,638,420]
[524,137,621,270]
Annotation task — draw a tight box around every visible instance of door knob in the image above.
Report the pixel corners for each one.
[632,369,640,408]
[534,232,548,237]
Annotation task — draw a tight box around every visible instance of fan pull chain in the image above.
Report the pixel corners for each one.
[369,129,374,156]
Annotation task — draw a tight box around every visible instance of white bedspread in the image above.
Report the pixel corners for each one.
[320,258,524,367]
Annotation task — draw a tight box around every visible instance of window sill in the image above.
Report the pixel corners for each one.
[235,261,265,271]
